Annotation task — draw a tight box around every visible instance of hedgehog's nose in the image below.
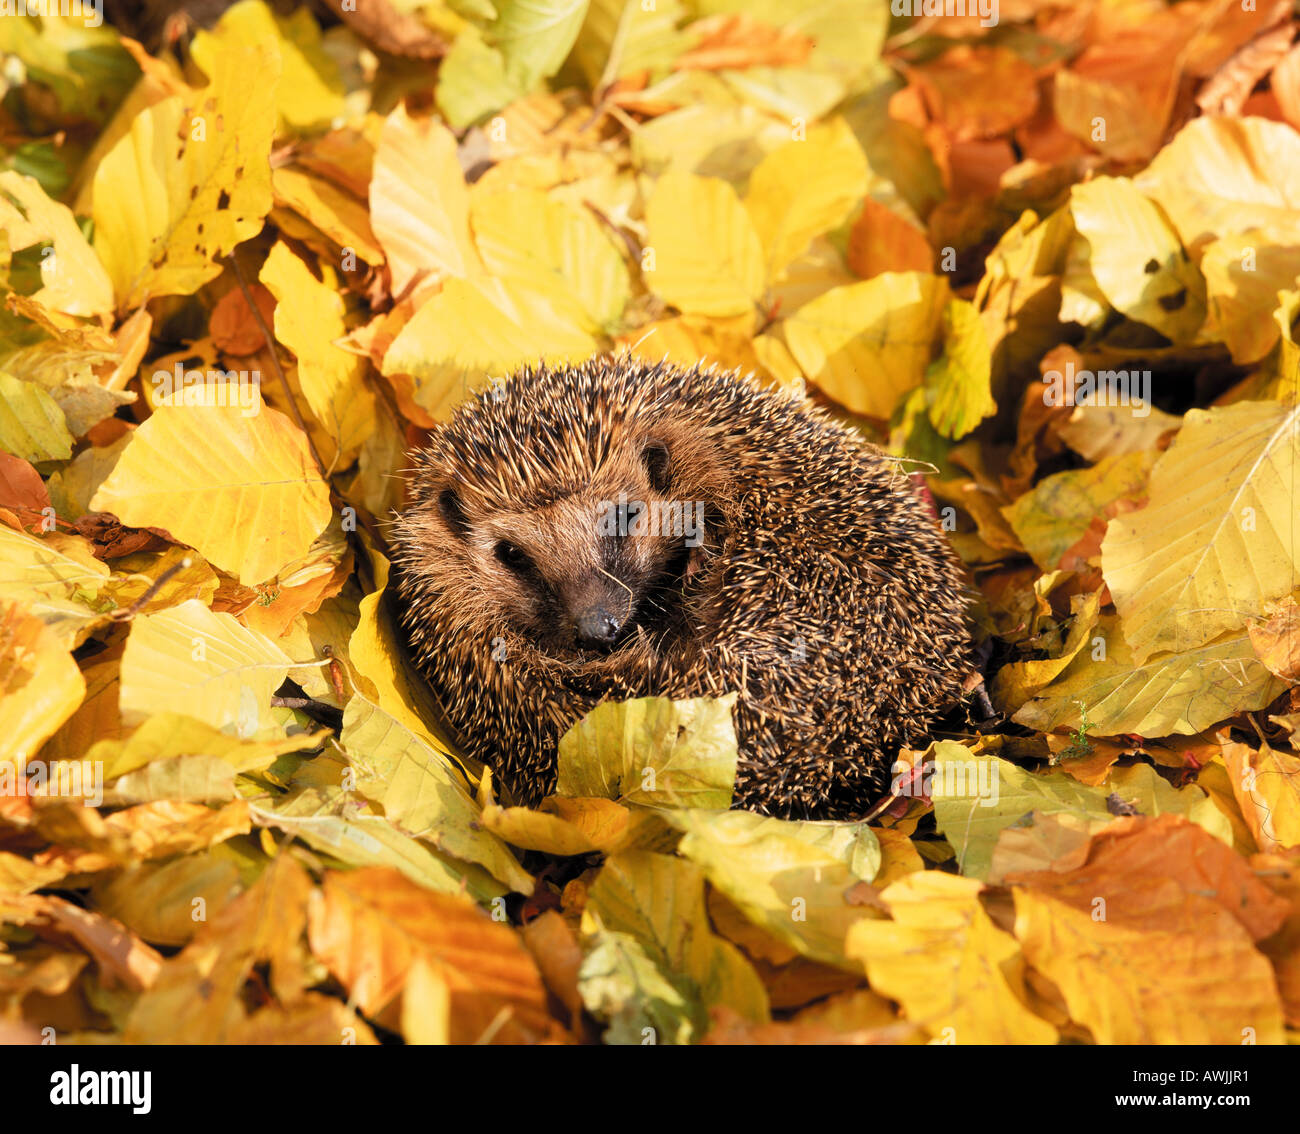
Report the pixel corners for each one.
[574,606,623,650]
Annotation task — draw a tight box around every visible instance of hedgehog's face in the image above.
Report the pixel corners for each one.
[418,437,718,660]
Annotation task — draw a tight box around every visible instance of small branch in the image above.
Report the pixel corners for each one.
[109,556,191,621]
[227,253,330,480]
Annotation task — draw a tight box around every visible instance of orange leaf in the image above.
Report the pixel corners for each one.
[307,867,563,1044]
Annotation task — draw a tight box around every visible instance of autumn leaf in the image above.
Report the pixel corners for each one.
[783,272,949,418]
[91,43,278,311]
[1101,400,1300,662]
[579,851,767,1043]
[556,694,739,809]
[308,866,560,1043]
[3,0,1300,1054]
[1009,815,1288,1044]
[0,601,85,766]
[846,872,1056,1044]
[260,241,376,463]
[369,105,484,293]
[91,404,332,586]
[645,171,766,317]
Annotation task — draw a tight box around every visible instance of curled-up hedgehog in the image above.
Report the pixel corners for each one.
[391,355,973,820]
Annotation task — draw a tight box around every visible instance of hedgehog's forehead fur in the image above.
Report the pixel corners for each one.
[422,356,731,510]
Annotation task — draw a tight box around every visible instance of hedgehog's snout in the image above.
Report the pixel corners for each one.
[574,604,623,649]
[566,574,635,652]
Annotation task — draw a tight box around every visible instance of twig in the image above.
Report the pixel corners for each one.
[227,253,330,479]
[109,556,192,621]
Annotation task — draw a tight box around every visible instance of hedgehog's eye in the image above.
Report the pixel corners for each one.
[438,489,470,539]
[494,541,532,572]
[642,442,670,492]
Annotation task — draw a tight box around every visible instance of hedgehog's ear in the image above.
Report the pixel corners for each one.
[642,442,670,493]
[437,488,471,539]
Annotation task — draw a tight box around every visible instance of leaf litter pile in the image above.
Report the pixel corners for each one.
[0,0,1299,1046]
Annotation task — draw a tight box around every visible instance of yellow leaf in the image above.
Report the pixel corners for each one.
[0,601,85,767]
[1101,400,1300,662]
[402,956,452,1045]
[645,171,765,317]
[0,372,73,463]
[924,298,996,439]
[632,104,791,181]
[1135,116,1300,254]
[118,599,295,741]
[992,589,1103,713]
[191,0,344,134]
[470,187,630,333]
[91,43,278,310]
[1250,594,1300,682]
[556,695,738,809]
[93,853,242,947]
[1199,233,1300,364]
[346,537,467,764]
[1,341,135,438]
[783,272,949,417]
[671,808,877,970]
[846,872,1057,1044]
[570,0,688,87]
[479,799,604,857]
[88,712,327,781]
[270,167,384,266]
[1002,450,1157,572]
[382,275,595,421]
[0,171,114,318]
[928,745,1232,881]
[342,694,533,895]
[743,118,867,281]
[1014,614,1286,737]
[370,105,484,294]
[1069,177,1206,342]
[91,404,331,586]
[123,852,309,1041]
[260,242,376,462]
[1223,740,1300,853]
[0,527,111,650]
[580,851,768,1043]
[250,784,498,900]
[622,315,781,384]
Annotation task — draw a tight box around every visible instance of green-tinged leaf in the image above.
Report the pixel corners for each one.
[342,694,534,895]
[929,743,1234,881]
[0,372,73,462]
[924,298,995,439]
[670,808,879,969]
[249,785,506,903]
[1013,616,1287,740]
[579,851,767,1043]
[556,694,738,809]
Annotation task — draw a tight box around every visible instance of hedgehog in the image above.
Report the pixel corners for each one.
[390,355,973,820]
